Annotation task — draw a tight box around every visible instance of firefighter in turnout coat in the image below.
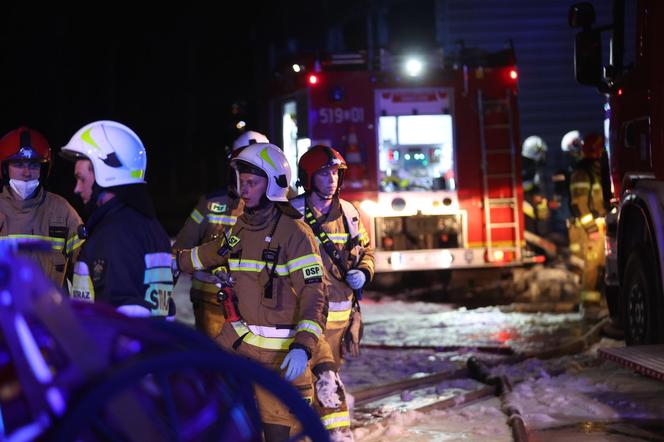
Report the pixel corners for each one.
[0,126,83,288]
[172,130,268,337]
[175,143,332,441]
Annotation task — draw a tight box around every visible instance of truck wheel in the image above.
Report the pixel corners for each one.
[622,246,663,344]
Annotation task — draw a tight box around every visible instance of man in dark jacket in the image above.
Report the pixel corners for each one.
[61,120,175,318]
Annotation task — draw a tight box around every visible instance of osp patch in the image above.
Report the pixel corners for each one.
[302,264,323,283]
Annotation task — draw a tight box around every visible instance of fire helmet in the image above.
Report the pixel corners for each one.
[561,130,583,157]
[297,145,347,193]
[61,120,147,188]
[230,143,291,202]
[521,136,548,162]
[232,131,269,151]
[0,126,51,184]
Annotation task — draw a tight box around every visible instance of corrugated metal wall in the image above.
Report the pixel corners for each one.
[436,0,613,189]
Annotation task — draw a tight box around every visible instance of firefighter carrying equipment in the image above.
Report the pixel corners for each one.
[177,203,328,357]
[70,197,176,318]
[291,194,374,363]
[172,190,244,338]
[60,120,147,188]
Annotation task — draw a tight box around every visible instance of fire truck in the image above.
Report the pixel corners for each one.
[269,45,540,273]
[570,0,664,344]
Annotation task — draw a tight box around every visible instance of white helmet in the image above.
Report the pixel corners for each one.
[232,130,269,151]
[231,143,291,202]
[61,120,147,188]
[561,130,583,156]
[522,135,548,162]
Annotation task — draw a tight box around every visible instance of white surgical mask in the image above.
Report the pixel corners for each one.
[9,179,40,200]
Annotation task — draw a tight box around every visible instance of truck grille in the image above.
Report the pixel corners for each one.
[374,214,462,251]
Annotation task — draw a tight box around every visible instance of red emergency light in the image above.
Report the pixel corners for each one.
[307,74,319,86]
[509,69,518,80]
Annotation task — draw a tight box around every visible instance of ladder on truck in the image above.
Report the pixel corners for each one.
[477,90,522,262]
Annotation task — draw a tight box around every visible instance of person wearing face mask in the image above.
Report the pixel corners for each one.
[60,120,175,319]
[0,126,83,288]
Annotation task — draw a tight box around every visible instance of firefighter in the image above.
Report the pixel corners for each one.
[0,126,84,288]
[554,130,584,241]
[567,132,607,304]
[172,130,268,338]
[521,135,550,238]
[175,143,331,441]
[291,145,374,441]
[292,145,374,363]
[60,120,175,318]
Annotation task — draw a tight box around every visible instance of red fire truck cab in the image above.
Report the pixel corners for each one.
[570,0,664,344]
[270,47,537,273]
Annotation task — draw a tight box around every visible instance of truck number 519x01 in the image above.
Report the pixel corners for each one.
[319,107,365,124]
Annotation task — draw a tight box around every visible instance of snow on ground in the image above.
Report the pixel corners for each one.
[173,272,664,440]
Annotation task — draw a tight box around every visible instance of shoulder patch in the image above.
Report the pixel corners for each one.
[208,202,228,213]
[227,235,241,248]
[92,258,106,284]
[302,264,323,283]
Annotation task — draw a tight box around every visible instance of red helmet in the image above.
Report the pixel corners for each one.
[0,126,51,182]
[297,145,347,193]
[582,133,603,159]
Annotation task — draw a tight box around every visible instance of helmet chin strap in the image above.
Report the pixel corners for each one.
[82,183,105,217]
[312,183,337,200]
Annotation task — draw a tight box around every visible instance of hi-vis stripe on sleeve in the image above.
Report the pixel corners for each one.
[71,261,94,303]
[1,234,65,252]
[285,254,322,273]
[65,235,84,255]
[207,214,237,225]
[144,252,174,317]
[190,247,204,270]
[296,319,323,338]
[189,208,204,224]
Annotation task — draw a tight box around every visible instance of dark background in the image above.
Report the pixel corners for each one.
[0,1,610,234]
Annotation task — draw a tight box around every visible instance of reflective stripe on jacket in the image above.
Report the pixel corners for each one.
[0,187,83,287]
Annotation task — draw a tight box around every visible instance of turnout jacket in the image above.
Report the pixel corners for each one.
[178,203,329,355]
[71,197,175,317]
[291,195,374,325]
[0,187,83,287]
[172,190,244,301]
[173,190,244,250]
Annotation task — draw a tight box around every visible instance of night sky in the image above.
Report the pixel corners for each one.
[0,2,378,233]
[0,1,594,234]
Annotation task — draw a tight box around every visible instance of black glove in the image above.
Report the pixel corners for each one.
[343,309,363,357]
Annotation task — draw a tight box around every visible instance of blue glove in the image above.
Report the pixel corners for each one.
[280,348,308,381]
[345,269,366,290]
